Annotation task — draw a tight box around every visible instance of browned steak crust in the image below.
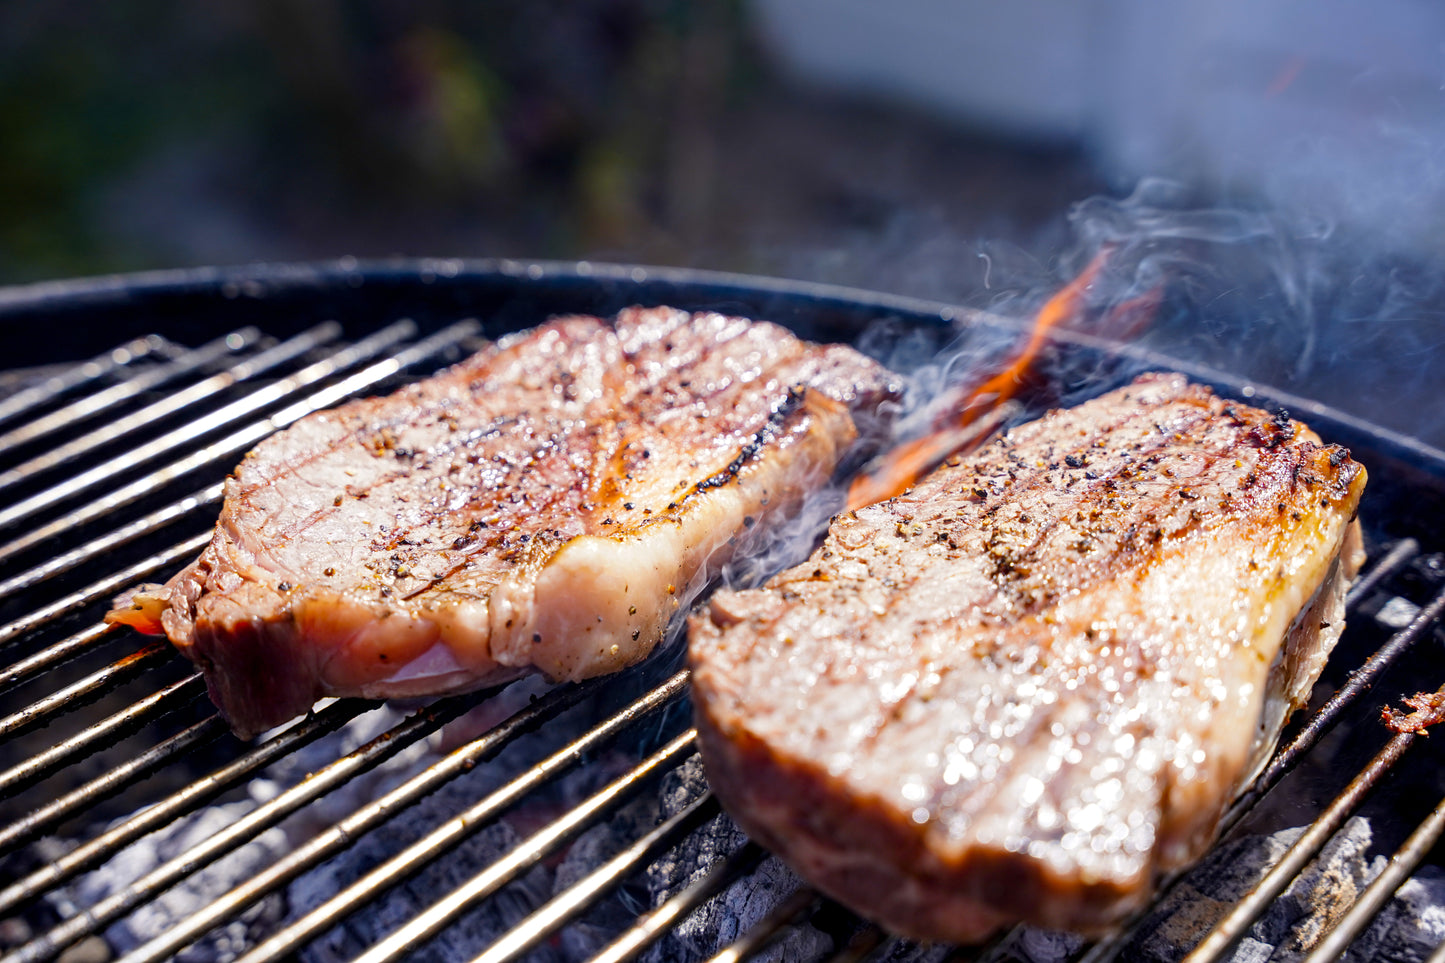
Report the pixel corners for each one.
[688,372,1366,942]
[109,307,897,738]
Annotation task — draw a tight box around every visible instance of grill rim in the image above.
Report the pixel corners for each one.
[2,256,1443,488]
[3,265,1445,962]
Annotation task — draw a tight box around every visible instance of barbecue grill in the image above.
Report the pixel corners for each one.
[2,259,1444,963]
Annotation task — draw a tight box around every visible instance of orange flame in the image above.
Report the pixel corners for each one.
[1266,56,1306,98]
[846,248,1113,511]
[1101,283,1163,343]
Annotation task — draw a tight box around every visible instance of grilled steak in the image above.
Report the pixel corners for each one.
[108,307,897,738]
[689,373,1366,942]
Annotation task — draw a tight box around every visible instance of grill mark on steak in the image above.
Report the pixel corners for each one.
[695,388,809,493]
[109,307,898,738]
[688,372,1366,943]
[965,398,1208,610]
[275,316,844,593]
[856,392,1223,630]
[245,324,701,584]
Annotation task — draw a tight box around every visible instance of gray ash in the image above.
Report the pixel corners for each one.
[1000,818,1445,963]
[290,811,546,963]
[50,802,290,963]
[35,683,1445,963]
[639,757,829,963]
[1137,816,1445,963]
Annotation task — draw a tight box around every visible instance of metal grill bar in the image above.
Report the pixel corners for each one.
[1,310,1441,963]
[133,672,684,963]
[1303,792,1445,962]
[0,335,168,426]
[351,732,700,963]
[3,690,505,963]
[0,641,172,741]
[0,322,340,493]
[590,842,770,963]
[0,483,220,602]
[0,532,210,651]
[471,792,723,963]
[0,319,475,566]
[0,672,207,799]
[0,624,115,693]
[705,887,823,963]
[0,320,411,531]
[0,712,228,853]
[261,318,480,425]
[1180,686,1445,963]
[0,698,370,920]
[0,329,257,456]
[1341,536,1418,605]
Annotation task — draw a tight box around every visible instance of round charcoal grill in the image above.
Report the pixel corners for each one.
[1,260,1444,963]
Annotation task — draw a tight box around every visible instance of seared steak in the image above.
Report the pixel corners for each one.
[109,307,896,738]
[689,373,1366,942]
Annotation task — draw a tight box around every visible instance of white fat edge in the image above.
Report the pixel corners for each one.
[1239,530,1356,795]
[383,639,468,683]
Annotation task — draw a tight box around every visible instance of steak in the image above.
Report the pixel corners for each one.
[688,373,1367,942]
[108,307,897,738]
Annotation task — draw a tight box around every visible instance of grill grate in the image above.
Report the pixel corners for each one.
[2,282,1444,963]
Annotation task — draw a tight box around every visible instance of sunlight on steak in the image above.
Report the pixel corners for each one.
[690,373,1367,943]
[106,307,897,738]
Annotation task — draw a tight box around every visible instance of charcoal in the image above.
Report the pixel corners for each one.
[871,938,956,963]
[550,799,662,961]
[640,757,830,963]
[289,804,551,963]
[1345,868,1445,963]
[1097,816,1445,963]
[282,688,633,963]
[994,927,1087,963]
[55,801,289,963]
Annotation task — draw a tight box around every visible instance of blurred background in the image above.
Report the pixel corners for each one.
[2,0,1444,436]
[0,0,1108,295]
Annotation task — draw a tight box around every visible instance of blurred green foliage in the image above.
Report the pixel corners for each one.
[0,0,756,283]
[0,2,292,275]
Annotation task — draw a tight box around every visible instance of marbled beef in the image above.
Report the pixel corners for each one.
[689,373,1366,942]
[109,307,897,738]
